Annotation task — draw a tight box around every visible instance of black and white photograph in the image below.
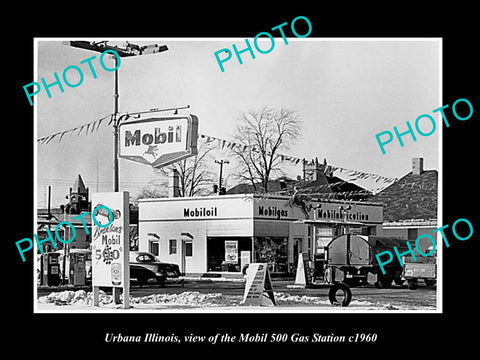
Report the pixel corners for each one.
[7,6,478,353]
[34,38,442,314]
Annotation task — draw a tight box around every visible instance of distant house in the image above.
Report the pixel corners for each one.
[370,157,438,251]
[37,175,92,252]
[38,174,140,253]
[227,158,370,201]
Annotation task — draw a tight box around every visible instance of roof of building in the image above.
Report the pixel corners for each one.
[72,174,87,194]
[370,169,438,222]
[226,175,370,200]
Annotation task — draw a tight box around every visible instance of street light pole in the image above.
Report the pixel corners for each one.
[113,54,119,192]
[63,41,169,192]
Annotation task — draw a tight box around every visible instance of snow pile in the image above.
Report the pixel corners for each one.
[39,290,111,306]
[38,290,236,307]
[274,292,330,305]
[130,292,235,306]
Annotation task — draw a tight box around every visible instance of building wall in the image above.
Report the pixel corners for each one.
[139,195,256,274]
[139,220,210,274]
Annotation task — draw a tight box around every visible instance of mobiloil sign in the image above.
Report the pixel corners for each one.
[119,114,198,168]
[184,207,218,218]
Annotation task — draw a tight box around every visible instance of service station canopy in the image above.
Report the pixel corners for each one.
[119,114,199,168]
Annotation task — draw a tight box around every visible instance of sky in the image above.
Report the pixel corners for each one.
[35,38,441,208]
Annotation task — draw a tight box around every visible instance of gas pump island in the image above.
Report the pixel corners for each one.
[91,113,198,308]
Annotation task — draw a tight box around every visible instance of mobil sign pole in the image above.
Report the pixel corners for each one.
[92,191,130,308]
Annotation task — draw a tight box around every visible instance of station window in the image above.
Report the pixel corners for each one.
[315,226,334,254]
[169,239,177,255]
[207,237,251,272]
[254,237,288,273]
[149,240,159,256]
[184,242,193,257]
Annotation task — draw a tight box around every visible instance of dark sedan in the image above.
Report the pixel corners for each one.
[129,251,181,286]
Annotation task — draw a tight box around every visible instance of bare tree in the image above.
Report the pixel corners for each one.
[135,187,167,200]
[158,141,215,197]
[230,107,301,193]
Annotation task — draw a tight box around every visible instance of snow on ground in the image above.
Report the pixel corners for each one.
[37,290,435,311]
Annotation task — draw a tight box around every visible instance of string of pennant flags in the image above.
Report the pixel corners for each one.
[37,114,113,144]
[37,115,398,186]
[199,134,398,185]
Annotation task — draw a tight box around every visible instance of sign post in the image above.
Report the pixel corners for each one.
[91,191,130,309]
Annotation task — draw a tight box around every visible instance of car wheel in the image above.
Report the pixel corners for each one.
[375,273,392,289]
[156,275,166,287]
[137,274,149,286]
[407,279,418,290]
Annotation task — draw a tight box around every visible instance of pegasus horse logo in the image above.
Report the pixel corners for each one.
[143,145,158,159]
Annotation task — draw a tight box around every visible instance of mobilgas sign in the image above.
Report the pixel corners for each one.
[119,114,198,168]
[258,206,289,219]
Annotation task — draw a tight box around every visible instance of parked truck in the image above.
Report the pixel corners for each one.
[402,251,437,290]
[325,234,411,288]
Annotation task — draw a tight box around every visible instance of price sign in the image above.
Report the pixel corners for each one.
[91,192,130,288]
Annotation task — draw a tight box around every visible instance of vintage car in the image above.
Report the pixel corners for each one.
[129,251,181,286]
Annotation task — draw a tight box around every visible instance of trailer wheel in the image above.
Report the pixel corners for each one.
[425,279,436,287]
[328,282,352,307]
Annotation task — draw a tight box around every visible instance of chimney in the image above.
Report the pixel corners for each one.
[169,169,180,197]
[412,157,424,175]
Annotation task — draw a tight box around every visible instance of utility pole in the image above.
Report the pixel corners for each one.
[214,159,229,194]
[63,41,169,192]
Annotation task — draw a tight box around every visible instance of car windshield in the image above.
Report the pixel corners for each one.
[136,254,155,262]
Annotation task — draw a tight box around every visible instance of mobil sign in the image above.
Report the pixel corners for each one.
[119,114,198,168]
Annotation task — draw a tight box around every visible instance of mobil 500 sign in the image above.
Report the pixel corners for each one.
[119,114,198,168]
[91,192,130,288]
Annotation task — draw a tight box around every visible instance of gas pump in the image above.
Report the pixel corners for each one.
[69,252,86,286]
[41,253,61,286]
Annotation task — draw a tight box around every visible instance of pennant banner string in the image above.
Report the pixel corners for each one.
[38,121,397,186]
[37,114,111,144]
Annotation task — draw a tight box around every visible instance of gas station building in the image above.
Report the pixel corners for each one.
[138,194,383,277]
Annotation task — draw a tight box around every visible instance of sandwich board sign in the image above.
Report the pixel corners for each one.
[241,263,276,306]
[91,191,130,308]
[119,114,199,168]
